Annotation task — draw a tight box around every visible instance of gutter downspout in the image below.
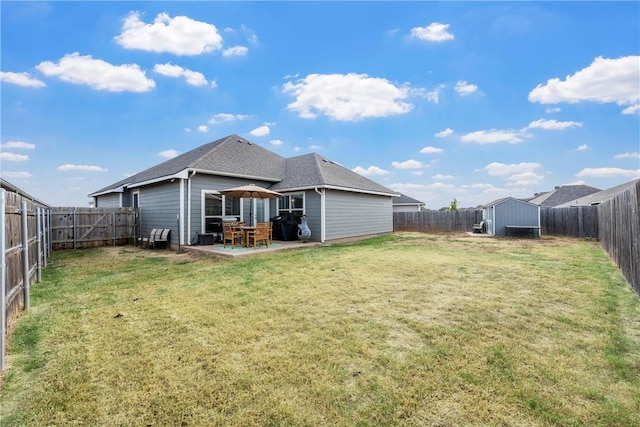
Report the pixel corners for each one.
[187,171,195,245]
[179,178,185,246]
[314,187,326,243]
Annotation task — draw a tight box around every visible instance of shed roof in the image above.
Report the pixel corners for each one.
[482,196,538,209]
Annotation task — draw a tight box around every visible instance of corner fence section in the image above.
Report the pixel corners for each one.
[50,207,139,250]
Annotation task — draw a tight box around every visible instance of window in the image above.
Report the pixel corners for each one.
[278,193,304,215]
[203,191,240,233]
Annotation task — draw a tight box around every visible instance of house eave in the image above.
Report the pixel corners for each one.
[190,168,282,183]
[278,184,397,197]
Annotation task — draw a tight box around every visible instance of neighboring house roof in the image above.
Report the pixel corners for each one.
[1,178,51,207]
[482,197,538,208]
[90,134,396,197]
[393,193,425,206]
[555,179,640,207]
[528,184,601,207]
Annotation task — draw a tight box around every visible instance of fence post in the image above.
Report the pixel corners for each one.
[1,190,6,370]
[73,207,77,250]
[42,209,48,268]
[21,201,30,310]
[36,207,42,283]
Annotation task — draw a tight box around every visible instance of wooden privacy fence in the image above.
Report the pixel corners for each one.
[50,207,138,250]
[540,206,599,238]
[597,180,639,295]
[1,189,51,370]
[394,208,481,233]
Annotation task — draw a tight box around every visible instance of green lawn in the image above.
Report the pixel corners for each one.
[1,233,639,426]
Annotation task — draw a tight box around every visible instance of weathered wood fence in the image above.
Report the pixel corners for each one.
[393,208,481,233]
[597,180,639,295]
[1,189,51,369]
[540,206,599,238]
[50,207,138,250]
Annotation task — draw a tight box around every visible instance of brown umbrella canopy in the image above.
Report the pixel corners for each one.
[218,184,282,226]
[218,184,283,199]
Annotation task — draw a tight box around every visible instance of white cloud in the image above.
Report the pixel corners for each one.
[622,104,640,115]
[1,141,35,149]
[158,149,181,159]
[455,80,478,96]
[506,172,544,186]
[577,144,589,151]
[0,71,46,88]
[546,107,561,113]
[115,12,223,55]
[309,144,321,151]
[432,174,454,180]
[392,159,424,169]
[411,85,443,104]
[419,146,443,154]
[36,53,155,92]
[282,73,413,121]
[435,128,454,138]
[250,125,270,136]
[0,152,29,161]
[614,152,640,159]
[197,125,209,132]
[527,118,582,130]
[460,129,530,144]
[353,165,390,176]
[207,113,252,124]
[484,162,542,176]
[58,164,108,172]
[576,167,640,179]
[222,46,249,57]
[153,63,214,87]
[270,139,284,146]
[528,56,640,112]
[0,171,33,179]
[410,23,454,42]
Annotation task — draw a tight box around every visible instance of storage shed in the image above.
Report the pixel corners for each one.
[481,197,540,237]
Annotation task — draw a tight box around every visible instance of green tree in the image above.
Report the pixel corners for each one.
[448,198,458,211]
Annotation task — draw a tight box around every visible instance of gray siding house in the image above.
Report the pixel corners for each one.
[481,197,540,237]
[89,134,398,246]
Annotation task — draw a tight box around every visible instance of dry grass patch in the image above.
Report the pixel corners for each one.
[1,233,639,426]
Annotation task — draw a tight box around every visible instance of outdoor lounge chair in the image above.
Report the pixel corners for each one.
[472,221,485,234]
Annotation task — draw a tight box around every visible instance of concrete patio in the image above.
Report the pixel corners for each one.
[183,239,320,258]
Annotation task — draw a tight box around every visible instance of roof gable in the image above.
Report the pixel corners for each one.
[270,153,396,195]
[482,197,537,208]
[90,134,285,195]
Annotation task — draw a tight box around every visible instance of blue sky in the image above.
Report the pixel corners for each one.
[1,1,639,209]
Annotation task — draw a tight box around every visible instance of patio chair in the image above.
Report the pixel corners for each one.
[247,222,270,249]
[223,223,244,249]
[140,228,158,247]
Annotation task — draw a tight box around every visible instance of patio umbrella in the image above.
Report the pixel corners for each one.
[218,184,283,226]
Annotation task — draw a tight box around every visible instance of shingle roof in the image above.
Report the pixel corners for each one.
[528,184,601,207]
[555,179,639,207]
[269,153,396,195]
[393,193,424,205]
[90,134,286,195]
[90,135,396,197]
